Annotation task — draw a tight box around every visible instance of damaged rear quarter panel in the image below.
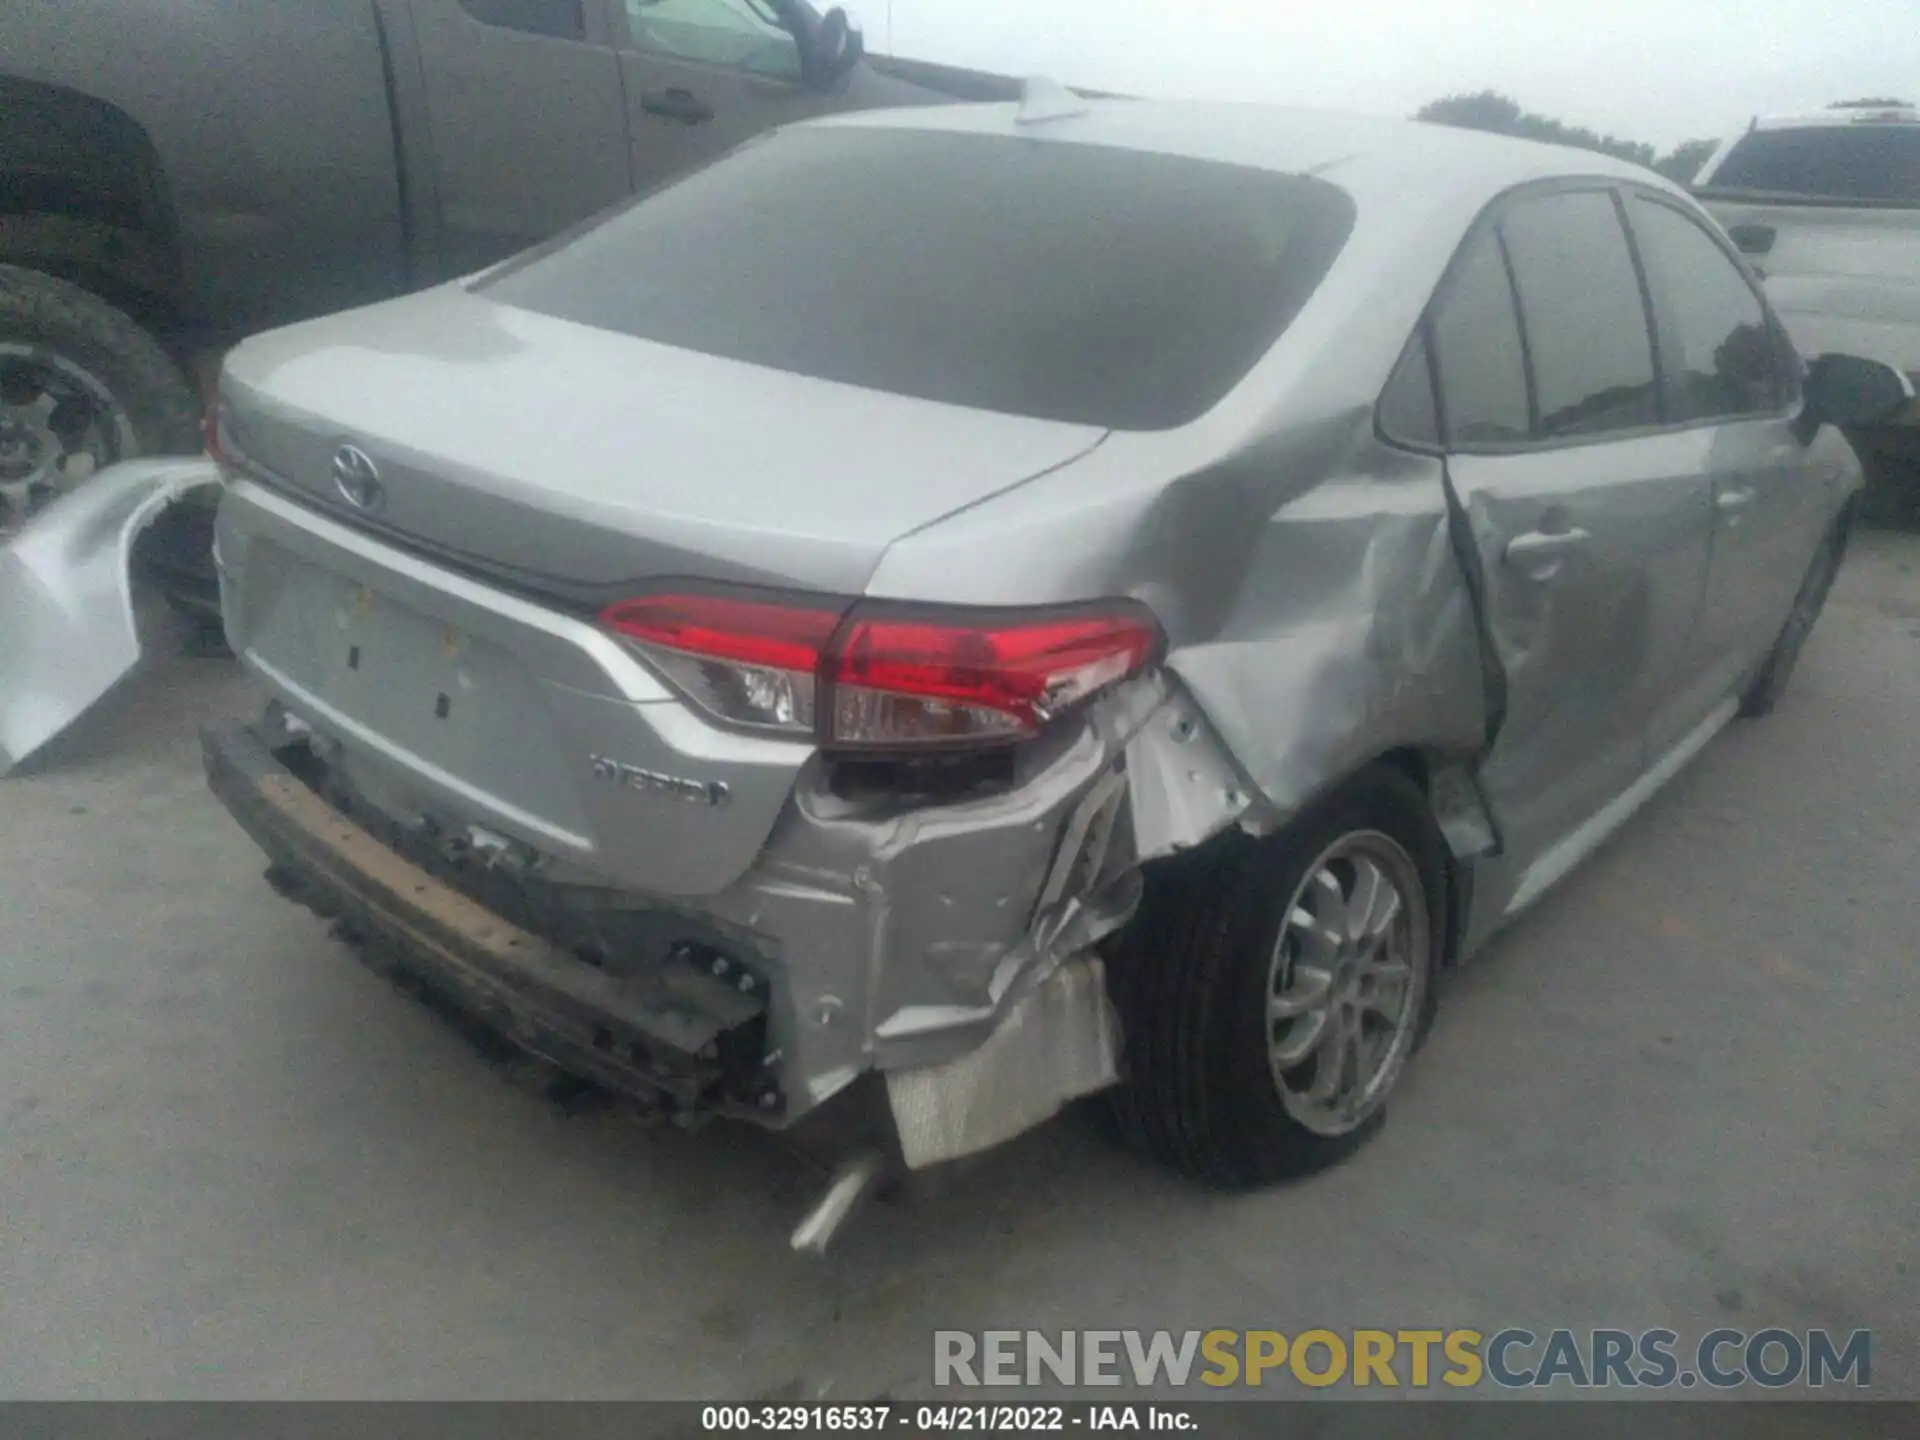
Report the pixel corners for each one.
[861,411,1490,850]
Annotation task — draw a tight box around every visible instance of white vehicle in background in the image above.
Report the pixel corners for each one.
[1694,103,1920,521]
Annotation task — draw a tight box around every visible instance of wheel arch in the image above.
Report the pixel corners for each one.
[1311,745,1484,971]
[0,77,186,336]
[1106,735,1458,1183]
[1147,738,1487,971]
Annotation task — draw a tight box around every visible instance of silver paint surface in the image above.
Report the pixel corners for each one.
[208,100,1862,1145]
[0,457,221,776]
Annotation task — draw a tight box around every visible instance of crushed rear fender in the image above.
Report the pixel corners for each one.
[0,457,222,776]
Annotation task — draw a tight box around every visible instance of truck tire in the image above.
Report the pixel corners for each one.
[1106,766,1446,1188]
[0,264,225,646]
[0,263,200,532]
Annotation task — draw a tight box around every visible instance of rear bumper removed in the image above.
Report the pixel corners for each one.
[1,457,222,775]
[203,714,1131,1169]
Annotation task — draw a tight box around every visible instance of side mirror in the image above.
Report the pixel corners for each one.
[803,7,863,86]
[1795,353,1914,442]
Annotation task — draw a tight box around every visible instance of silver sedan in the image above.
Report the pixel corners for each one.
[198,89,1911,1243]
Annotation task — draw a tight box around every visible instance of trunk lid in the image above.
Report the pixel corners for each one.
[215,285,1107,897]
[219,283,1108,600]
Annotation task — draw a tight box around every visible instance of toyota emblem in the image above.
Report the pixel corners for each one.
[331,444,383,511]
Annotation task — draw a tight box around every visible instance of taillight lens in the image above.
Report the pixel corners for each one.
[599,592,1161,749]
[825,611,1159,747]
[600,594,843,733]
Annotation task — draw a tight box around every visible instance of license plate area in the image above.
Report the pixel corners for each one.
[244,546,589,834]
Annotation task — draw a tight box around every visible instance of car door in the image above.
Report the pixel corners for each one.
[407,0,634,275]
[1428,186,1716,916]
[1624,190,1830,744]
[611,0,837,190]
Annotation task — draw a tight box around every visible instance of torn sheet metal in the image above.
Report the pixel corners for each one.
[0,457,222,775]
[863,409,1492,854]
[885,955,1120,1169]
[1121,685,1259,859]
[849,671,1232,1077]
[1162,436,1491,830]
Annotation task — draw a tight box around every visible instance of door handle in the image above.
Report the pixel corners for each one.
[640,87,714,124]
[1716,487,1757,525]
[1727,222,1777,256]
[1504,527,1591,582]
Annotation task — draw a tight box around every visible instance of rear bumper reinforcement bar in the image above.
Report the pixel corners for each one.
[201,720,770,1116]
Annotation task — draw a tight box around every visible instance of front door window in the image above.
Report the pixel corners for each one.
[623,0,801,78]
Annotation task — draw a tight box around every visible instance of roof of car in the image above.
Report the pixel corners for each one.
[811,95,1683,208]
[1747,106,1920,131]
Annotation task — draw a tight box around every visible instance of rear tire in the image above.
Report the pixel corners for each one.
[1106,766,1447,1187]
[1739,503,1853,719]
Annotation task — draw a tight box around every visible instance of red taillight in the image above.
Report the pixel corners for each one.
[599,592,1161,749]
[601,594,842,734]
[825,611,1159,747]
[601,594,842,672]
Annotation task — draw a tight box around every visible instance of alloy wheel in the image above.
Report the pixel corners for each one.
[1265,830,1430,1137]
[0,344,134,533]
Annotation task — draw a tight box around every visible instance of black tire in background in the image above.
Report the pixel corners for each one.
[1849,426,1920,531]
[0,263,200,465]
[0,263,225,643]
[133,493,224,634]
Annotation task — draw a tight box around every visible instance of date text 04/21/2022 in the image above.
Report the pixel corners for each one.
[701,1404,1194,1432]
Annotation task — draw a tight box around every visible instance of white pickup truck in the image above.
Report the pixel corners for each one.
[1695,104,1920,522]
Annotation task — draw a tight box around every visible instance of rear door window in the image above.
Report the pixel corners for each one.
[1378,331,1440,448]
[1427,230,1532,446]
[1499,190,1661,439]
[1707,126,1920,204]
[479,126,1356,430]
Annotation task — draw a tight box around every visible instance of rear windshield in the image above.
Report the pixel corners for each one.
[479,126,1355,430]
[1706,125,1920,204]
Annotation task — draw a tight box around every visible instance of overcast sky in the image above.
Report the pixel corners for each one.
[867,0,1920,151]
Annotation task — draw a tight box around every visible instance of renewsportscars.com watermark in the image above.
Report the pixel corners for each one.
[934,1328,1873,1391]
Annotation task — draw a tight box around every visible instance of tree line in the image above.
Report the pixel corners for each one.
[1413,92,1915,184]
